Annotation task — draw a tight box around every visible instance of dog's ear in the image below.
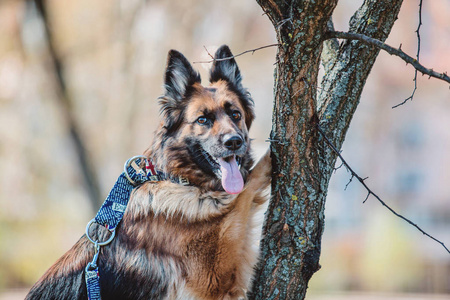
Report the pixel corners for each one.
[164,50,201,101]
[209,45,242,87]
[210,45,255,129]
[160,50,200,134]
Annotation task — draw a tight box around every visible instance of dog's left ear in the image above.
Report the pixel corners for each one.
[209,45,242,87]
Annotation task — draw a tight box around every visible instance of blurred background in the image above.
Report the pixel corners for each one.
[0,0,449,299]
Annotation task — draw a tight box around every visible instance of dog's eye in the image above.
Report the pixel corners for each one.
[231,111,241,121]
[196,116,208,125]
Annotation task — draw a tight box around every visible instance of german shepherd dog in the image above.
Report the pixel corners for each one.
[27,45,271,300]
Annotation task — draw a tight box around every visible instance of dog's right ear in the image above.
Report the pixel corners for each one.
[164,50,201,102]
[160,50,200,134]
[209,45,242,88]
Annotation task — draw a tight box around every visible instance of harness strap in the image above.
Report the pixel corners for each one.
[94,167,147,231]
[84,155,190,300]
[84,156,151,300]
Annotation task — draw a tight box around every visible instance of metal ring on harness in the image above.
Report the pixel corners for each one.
[85,219,116,246]
[123,155,148,186]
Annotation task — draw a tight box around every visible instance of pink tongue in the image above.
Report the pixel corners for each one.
[217,156,244,194]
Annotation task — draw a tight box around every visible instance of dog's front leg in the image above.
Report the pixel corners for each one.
[244,149,272,201]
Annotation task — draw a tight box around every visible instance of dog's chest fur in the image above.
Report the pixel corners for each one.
[26,180,267,300]
[107,181,264,300]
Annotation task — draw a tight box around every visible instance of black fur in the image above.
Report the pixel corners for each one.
[26,224,171,300]
[185,138,219,177]
[210,45,242,87]
[26,271,87,300]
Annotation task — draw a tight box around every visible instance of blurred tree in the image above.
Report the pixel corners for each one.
[249,0,448,299]
[33,0,102,211]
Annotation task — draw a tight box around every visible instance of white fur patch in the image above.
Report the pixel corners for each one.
[132,181,237,222]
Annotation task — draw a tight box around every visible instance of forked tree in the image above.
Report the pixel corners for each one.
[247,0,450,299]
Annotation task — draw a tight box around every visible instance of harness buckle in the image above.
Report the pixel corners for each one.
[86,241,100,271]
[123,155,148,186]
[85,219,116,246]
[148,175,160,182]
[179,176,190,185]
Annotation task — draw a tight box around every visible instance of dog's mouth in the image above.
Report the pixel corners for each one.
[197,146,244,194]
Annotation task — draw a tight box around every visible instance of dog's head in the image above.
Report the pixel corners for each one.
[150,45,255,194]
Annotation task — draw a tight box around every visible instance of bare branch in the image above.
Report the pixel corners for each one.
[203,45,215,60]
[392,74,418,109]
[416,0,423,64]
[363,192,370,203]
[323,31,450,85]
[276,18,293,30]
[193,44,280,64]
[334,161,344,173]
[392,0,423,108]
[317,125,450,254]
[344,174,354,191]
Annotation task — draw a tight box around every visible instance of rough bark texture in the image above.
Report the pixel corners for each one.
[318,0,404,175]
[250,1,404,299]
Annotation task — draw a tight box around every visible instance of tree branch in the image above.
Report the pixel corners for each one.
[324,30,450,85]
[392,0,423,108]
[317,0,403,154]
[192,44,280,64]
[317,125,450,255]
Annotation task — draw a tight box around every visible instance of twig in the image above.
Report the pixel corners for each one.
[392,74,418,109]
[193,44,280,64]
[276,18,293,30]
[344,174,354,191]
[392,0,423,108]
[317,125,450,254]
[416,0,423,63]
[334,161,344,173]
[265,138,286,145]
[323,31,450,85]
[203,45,215,60]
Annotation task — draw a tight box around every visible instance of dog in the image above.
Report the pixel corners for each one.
[26,45,271,300]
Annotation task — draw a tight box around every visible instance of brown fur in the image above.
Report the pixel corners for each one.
[27,45,271,300]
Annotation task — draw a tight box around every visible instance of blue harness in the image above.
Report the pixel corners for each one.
[84,155,164,300]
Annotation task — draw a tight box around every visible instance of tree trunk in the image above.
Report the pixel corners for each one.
[250,1,404,299]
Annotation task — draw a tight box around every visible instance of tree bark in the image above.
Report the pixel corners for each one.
[250,1,404,299]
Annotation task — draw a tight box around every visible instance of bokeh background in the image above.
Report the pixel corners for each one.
[0,0,449,299]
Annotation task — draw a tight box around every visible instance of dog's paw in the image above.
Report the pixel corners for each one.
[246,149,271,191]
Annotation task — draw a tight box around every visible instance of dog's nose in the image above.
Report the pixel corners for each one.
[224,136,243,150]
